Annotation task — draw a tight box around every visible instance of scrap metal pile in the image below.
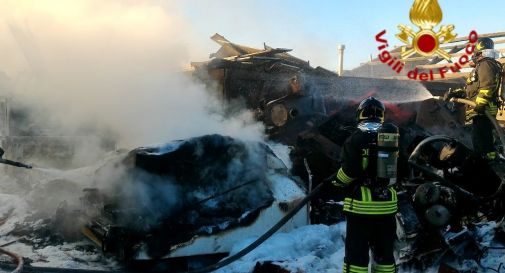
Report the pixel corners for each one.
[52,135,308,266]
[190,34,505,270]
[2,34,504,273]
[43,34,505,271]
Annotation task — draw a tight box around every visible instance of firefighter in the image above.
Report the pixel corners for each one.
[330,97,399,273]
[463,37,502,161]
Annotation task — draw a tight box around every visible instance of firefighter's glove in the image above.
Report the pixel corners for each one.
[443,88,466,102]
[465,109,478,122]
[329,179,346,188]
[321,172,345,188]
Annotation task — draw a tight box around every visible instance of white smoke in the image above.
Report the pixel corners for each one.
[0,0,271,252]
[0,0,264,150]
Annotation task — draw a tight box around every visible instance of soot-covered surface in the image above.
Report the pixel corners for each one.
[100,134,276,258]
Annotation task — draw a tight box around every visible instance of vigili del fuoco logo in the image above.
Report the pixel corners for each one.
[375,0,478,81]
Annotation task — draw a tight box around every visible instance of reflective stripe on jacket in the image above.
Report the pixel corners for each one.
[343,186,397,215]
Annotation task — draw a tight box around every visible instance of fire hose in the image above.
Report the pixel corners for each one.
[0,247,23,273]
[186,180,325,273]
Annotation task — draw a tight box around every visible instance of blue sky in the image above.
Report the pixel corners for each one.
[171,0,503,70]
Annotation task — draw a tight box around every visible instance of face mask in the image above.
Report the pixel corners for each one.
[358,121,382,132]
[471,52,482,63]
[481,49,499,59]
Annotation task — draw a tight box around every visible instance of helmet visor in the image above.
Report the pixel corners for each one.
[359,106,384,121]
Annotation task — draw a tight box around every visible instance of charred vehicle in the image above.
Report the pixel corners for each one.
[58,134,308,267]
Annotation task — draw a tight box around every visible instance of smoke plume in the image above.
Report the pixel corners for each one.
[0,0,273,244]
[0,0,264,151]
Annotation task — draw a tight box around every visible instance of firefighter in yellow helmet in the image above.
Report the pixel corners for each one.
[465,37,503,161]
[330,97,399,273]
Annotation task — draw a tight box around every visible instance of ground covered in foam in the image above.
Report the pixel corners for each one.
[1,188,504,273]
[0,158,122,271]
[0,144,503,272]
[215,222,505,273]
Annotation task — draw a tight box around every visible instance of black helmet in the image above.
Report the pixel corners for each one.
[356,97,385,123]
[475,37,494,52]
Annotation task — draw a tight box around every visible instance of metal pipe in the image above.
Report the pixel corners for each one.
[337,44,346,76]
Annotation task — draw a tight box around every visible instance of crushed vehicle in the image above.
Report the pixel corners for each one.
[54,134,308,269]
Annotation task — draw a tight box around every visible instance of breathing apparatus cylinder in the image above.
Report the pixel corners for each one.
[377,123,400,183]
[498,62,505,101]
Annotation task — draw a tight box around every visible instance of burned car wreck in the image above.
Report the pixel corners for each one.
[59,134,308,265]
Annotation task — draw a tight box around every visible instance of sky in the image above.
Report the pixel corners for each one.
[1,0,504,75]
[170,0,505,70]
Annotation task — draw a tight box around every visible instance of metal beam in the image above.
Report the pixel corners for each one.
[416,58,505,70]
[443,31,505,44]
[402,47,505,62]
[390,38,505,59]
